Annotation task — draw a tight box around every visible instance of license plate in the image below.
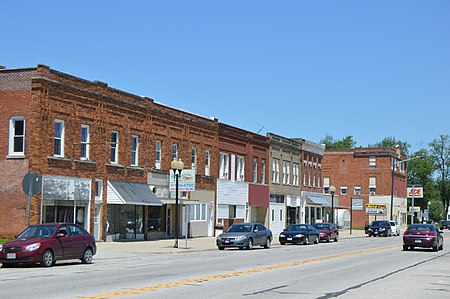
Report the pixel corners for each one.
[224,240,230,244]
[287,237,292,241]
[7,253,16,259]
[415,240,422,243]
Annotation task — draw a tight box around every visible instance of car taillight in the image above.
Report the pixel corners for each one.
[403,231,409,236]
[428,232,435,237]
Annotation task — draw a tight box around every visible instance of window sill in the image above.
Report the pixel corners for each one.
[47,156,72,162]
[76,159,97,164]
[6,154,26,159]
[106,163,126,168]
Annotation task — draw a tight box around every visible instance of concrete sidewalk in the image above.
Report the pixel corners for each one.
[96,229,367,255]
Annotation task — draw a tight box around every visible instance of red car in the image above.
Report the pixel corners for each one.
[403,224,443,251]
[312,223,339,242]
[0,223,96,267]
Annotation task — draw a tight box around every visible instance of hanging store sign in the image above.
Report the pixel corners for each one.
[169,169,196,192]
[407,186,424,198]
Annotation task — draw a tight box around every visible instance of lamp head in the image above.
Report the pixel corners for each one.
[329,185,336,194]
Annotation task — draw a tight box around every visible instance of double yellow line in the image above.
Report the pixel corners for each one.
[83,245,399,299]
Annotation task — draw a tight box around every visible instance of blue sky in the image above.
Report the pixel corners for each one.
[2,1,449,153]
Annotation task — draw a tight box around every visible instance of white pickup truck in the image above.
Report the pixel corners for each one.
[389,221,400,236]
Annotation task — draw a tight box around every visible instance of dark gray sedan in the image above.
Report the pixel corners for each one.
[216,223,272,250]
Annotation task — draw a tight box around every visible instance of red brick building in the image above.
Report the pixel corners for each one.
[0,65,218,240]
[216,123,270,232]
[322,147,408,228]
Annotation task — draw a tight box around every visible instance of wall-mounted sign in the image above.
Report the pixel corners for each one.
[365,204,387,215]
[407,186,423,198]
[169,169,196,192]
[352,198,364,211]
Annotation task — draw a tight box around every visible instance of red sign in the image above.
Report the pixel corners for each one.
[407,187,423,198]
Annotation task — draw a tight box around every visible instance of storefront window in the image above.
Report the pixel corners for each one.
[148,206,164,231]
[107,205,144,238]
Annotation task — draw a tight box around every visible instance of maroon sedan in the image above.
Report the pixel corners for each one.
[312,223,339,242]
[0,223,96,267]
[403,224,443,251]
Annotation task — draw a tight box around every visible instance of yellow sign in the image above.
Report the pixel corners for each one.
[365,204,387,215]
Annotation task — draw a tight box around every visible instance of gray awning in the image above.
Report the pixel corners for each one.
[305,194,331,206]
[108,180,162,206]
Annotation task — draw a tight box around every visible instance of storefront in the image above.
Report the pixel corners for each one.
[41,175,91,230]
[106,180,162,241]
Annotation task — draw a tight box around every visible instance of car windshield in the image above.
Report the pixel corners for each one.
[408,225,433,232]
[287,225,308,231]
[226,224,253,233]
[371,221,386,226]
[390,222,395,226]
[17,225,57,238]
[313,224,329,229]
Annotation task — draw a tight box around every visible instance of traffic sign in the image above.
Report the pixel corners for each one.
[22,172,42,196]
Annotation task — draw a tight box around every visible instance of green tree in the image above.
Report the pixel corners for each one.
[430,200,444,222]
[429,134,450,216]
[321,134,356,150]
[368,137,410,154]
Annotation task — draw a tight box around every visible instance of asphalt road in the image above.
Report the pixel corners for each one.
[1,233,449,299]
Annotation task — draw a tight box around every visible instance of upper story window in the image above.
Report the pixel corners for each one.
[369,176,377,195]
[191,147,197,169]
[253,159,258,183]
[323,177,330,194]
[131,135,139,166]
[340,186,348,195]
[95,179,103,199]
[369,156,376,168]
[354,186,362,195]
[54,119,65,157]
[80,125,90,160]
[317,174,321,188]
[282,161,290,184]
[110,131,119,164]
[155,140,161,170]
[236,156,245,181]
[272,159,280,183]
[9,116,25,156]
[205,150,210,176]
[219,152,229,179]
[172,144,178,160]
[293,163,299,186]
[261,159,265,184]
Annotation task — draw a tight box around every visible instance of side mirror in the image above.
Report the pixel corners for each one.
[283,228,287,231]
[56,233,66,238]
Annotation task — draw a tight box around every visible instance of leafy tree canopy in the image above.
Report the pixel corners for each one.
[321,134,356,150]
[368,137,410,154]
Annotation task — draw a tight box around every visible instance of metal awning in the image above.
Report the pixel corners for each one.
[305,194,331,206]
[107,180,162,206]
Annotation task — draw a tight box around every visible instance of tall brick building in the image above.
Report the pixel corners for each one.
[0,65,218,240]
[322,147,408,228]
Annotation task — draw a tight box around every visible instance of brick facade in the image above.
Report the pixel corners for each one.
[0,65,218,239]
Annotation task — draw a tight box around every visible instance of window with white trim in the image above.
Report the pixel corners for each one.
[369,156,376,168]
[172,144,178,160]
[155,140,161,169]
[354,186,361,195]
[131,135,139,166]
[95,179,103,199]
[340,186,348,195]
[323,177,330,193]
[54,119,65,157]
[236,156,245,181]
[317,174,321,188]
[282,161,290,184]
[191,147,197,169]
[80,124,90,160]
[369,176,377,195]
[9,116,25,156]
[272,159,280,183]
[205,150,210,176]
[110,131,119,164]
[261,159,265,184]
[220,152,229,179]
[293,163,299,185]
[253,159,257,183]
[189,203,207,221]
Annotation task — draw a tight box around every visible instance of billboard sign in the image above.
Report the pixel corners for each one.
[352,198,364,211]
[365,204,387,215]
[169,169,196,192]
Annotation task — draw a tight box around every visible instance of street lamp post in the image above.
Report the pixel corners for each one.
[171,158,184,248]
[330,185,336,225]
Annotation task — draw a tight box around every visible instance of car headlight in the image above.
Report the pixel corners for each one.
[0,244,3,251]
[235,235,247,241]
[294,234,304,238]
[380,228,385,231]
[25,242,41,252]
[368,228,372,231]
[279,233,285,237]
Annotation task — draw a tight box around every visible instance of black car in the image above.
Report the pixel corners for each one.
[440,220,450,230]
[367,220,392,237]
[279,224,319,245]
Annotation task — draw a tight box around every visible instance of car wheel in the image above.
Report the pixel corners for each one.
[41,249,54,267]
[218,246,224,250]
[433,244,438,252]
[1,263,14,268]
[334,235,339,242]
[304,237,309,245]
[314,236,319,244]
[280,242,285,245]
[81,248,94,264]
[263,237,271,249]
[403,245,409,251]
[326,235,331,243]
[439,243,443,251]
[246,238,253,250]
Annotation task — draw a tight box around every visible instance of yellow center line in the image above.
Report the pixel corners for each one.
[82,245,399,299]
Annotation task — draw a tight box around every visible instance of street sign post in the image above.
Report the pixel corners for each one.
[22,172,42,226]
